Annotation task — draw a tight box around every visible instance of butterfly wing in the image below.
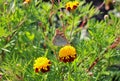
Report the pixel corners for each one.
[53,34,68,46]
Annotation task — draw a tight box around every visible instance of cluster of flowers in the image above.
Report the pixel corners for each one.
[23,0,79,11]
[33,45,77,73]
[33,1,79,73]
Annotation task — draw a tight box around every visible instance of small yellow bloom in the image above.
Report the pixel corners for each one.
[23,0,30,4]
[59,45,77,63]
[33,57,51,73]
[73,1,79,6]
[66,1,79,11]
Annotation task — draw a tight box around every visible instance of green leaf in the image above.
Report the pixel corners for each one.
[25,31,35,41]
[0,27,10,37]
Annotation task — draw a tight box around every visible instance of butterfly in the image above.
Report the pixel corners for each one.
[52,29,69,46]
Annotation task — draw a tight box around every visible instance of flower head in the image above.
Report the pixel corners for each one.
[33,57,51,73]
[66,1,79,11]
[59,45,77,63]
[23,0,30,4]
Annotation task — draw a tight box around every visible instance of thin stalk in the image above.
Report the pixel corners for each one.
[70,14,75,41]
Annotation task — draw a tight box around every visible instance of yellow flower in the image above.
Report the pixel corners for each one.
[33,57,51,73]
[23,0,30,4]
[73,1,79,9]
[73,1,79,6]
[66,1,79,11]
[66,1,72,11]
[59,45,77,63]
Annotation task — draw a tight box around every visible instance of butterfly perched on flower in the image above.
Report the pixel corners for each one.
[52,29,69,46]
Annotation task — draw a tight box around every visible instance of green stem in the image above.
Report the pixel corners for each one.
[70,14,75,41]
